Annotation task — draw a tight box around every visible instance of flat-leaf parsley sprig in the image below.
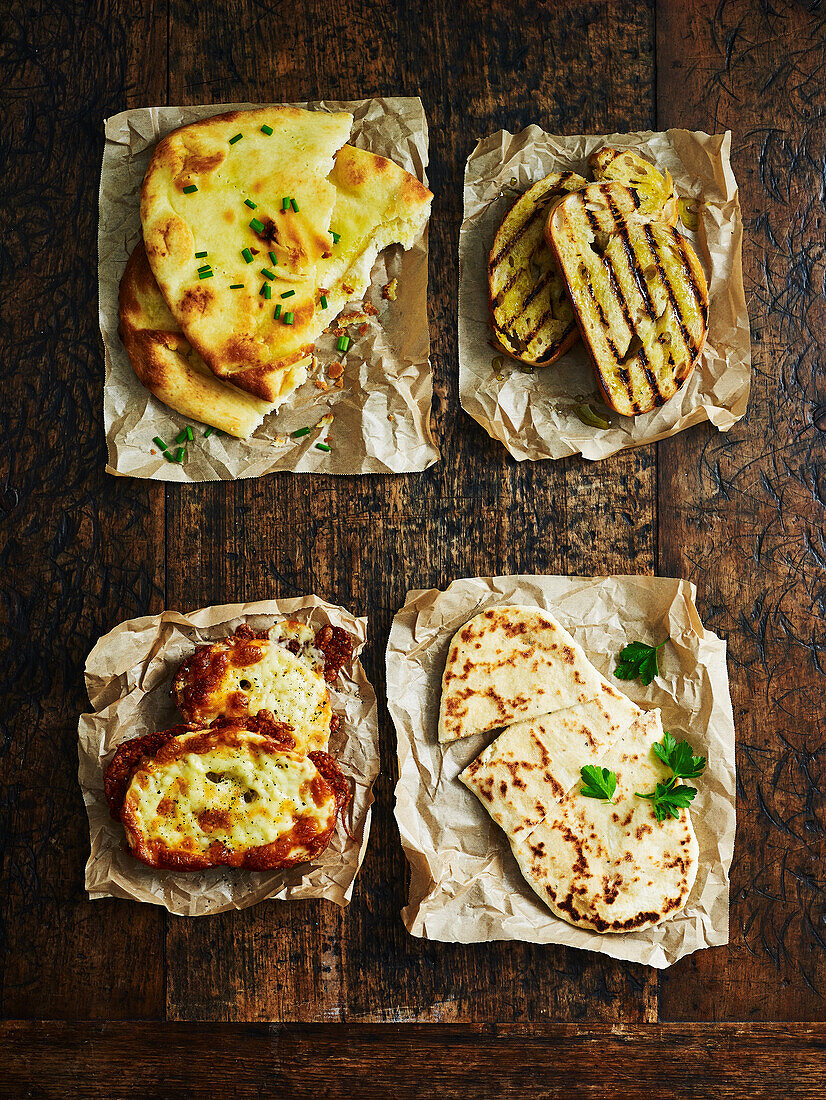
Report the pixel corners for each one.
[614,638,668,686]
[635,731,707,822]
[579,765,618,804]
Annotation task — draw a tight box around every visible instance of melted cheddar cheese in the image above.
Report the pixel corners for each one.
[123,731,335,864]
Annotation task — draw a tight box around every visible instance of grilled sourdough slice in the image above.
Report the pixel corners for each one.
[590,147,678,225]
[488,171,586,365]
[547,182,709,417]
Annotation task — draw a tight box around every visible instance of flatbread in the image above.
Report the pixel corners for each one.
[459,682,641,839]
[118,240,301,437]
[140,108,432,403]
[437,605,606,743]
[509,710,699,933]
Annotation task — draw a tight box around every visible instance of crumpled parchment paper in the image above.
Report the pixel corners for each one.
[459,128,750,461]
[79,596,378,915]
[387,575,735,967]
[99,97,439,479]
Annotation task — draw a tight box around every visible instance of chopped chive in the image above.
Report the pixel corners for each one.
[175,447,186,463]
[330,230,340,243]
[290,198,299,212]
[244,198,257,209]
[153,436,168,452]
[185,425,194,442]
[282,197,290,210]
[273,304,282,319]
[280,289,295,299]
[336,335,350,352]
[194,251,208,258]
[315,442,331,452]
[249,217,265,233]
[229,283,244,289]
[320,295,328,309]
[164,450,177,462]
[198,269,213,279]
[268,251,278,266]
[204,427,213,438]
[261,283,272,299]
[229,133,243,144]
[197,264,211,273]
[175,428,188,444]
[260,124,274,135]
[261,268,276,280]
[283,311,294,325]
[292,426,311,437]
[182,184,198,194]
[241,248,254,263]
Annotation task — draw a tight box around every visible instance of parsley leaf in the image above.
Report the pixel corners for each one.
[635,778,698,822]
[653,730,707,779]
[614,638,668,686]
[636,733,707,822]
[580,765,618,803]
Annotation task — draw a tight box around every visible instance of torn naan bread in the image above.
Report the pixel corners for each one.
[140,107,431,404]
[509,709,699,933]
[438,605,606,743]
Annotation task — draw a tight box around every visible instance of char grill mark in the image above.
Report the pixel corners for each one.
[643,224,694,356]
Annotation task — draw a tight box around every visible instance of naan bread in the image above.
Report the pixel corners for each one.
[119,240,303,437]
[438,605,606,743]
[509,710,699,932]
[140,108,432,404]
[460,682,641,839]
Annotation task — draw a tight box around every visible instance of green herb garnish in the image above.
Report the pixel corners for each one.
[244,198,258,209]
[579,765,618,803]
[260,124,274,135]
[273,304,282,319]
[182,184,198,194]
[282,311,294,325]
[261,283,272,299]
[194,251,208,258]
[635,732,707,822]
[204,427,214,438]
[336,335,350,352]
[290,198,299,212]
[292,426,311,437]
[280,289,295,299]
[249,217,265,233]
[198,269,213,279]
[268,251,278,266]
[282,197,290,210]
[153,436,168,452]
[174,446,186,463]
[261,267,276,280]
[175,428,188,445]
[185,425,193,442]
[229,133,243,144]
[330,230,340,243]
[614,638,668,686]
[229,283,244,289]
[320,295,328,309]
[241,248,254,263]
[315,442,331,452]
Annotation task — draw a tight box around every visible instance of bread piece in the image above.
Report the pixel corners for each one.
[459,684,642,839]
[173,624,336,753]
[547,182,709,416]
[488,171,586,365]
[118,240,297,437]
[590,146,678,225]
[140,108,432,404]
[437,605,606,743]
[508,709,699,932]
[104,713,348,871]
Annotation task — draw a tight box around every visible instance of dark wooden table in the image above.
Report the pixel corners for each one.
[2,0,825,1095]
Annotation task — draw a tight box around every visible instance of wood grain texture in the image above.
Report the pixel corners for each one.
[161,0,659,1024]
[0,0,167,1019]
[656,0,826,1020]
[1,1021,825,1099]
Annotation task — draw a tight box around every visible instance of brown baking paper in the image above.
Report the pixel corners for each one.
[99,98,438,480]
[79,597,378,915]
[459,128,750,461]
[387,575,735,967]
